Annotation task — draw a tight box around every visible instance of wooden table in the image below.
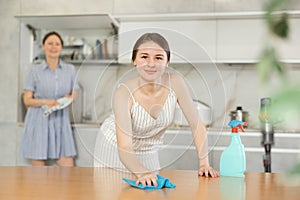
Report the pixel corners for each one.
[0,166,299,200]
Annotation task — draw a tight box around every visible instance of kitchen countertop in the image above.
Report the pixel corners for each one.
[0,166,299,200]
[17,122,300,134]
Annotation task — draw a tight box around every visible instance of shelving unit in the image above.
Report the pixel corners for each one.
[16,14,119,65]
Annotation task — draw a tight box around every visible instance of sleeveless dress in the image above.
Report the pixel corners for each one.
[20,60,78,160]
[94,73,177,172]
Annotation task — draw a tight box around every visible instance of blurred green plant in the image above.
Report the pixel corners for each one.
[256,0,300,184]
[256,47,286,84]
[256,0,291,83]
[265,0,291,38]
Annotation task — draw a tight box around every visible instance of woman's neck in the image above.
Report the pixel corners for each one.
[46,57,59,70]
[138,77,163,95]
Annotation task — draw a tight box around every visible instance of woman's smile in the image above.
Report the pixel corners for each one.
[144,69,157,74]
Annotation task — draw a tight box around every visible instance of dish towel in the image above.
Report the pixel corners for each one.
[43,97,73,117]
[122,174,176,190]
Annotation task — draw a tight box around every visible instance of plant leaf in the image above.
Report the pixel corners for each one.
[270,13,289,38]
[256,47,286,83]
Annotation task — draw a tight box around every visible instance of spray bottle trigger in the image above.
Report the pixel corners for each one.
[228,120,247,133]
[238,125,245,132]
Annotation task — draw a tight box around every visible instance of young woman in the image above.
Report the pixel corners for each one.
[21,31,78,166]
[94,33,219,186]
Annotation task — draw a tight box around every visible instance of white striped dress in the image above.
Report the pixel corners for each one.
[94,74,177,172]
[20,60,78,160]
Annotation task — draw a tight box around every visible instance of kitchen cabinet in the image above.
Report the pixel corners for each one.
[277,18,300,62]
[116,11,300,64]
[216,18,266,63]
[73,127,99,167]
[117,14,216,64]
[216,16,300,63]
[0,123,18,166]
[13,125,300,170]
[161,129,300,173]
[113,0,214,14]
[215,11,300,63]
[209,130,300,173]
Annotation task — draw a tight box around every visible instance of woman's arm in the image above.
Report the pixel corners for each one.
[23,90,58,108]
[113,85,158,186]
[172,74,219,178]
[64,90,77,101]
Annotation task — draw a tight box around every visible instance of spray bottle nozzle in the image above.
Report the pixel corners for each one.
[228,120,247,133]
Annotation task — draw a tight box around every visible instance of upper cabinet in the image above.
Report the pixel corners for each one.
[16,14,119,65]
[277,18,300,62]
[216,18,266,63]
[16,12,300,66]
[216,16,300,63]
[116,11,300,64]
[117,15,216,64]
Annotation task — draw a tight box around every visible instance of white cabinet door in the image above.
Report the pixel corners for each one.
[278,18,300,61]
[216,18,267,62]
[113,0,214,14]
[216,17,300,62]
[73,127,99,167]
[118,20,216,63]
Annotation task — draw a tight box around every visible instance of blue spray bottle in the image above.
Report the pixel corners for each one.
[220,120,247,177]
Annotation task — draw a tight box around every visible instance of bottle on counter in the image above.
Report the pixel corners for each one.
[259,97,272,123]
[220,120,247,178]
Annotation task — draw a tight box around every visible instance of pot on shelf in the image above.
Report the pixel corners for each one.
[229,106,249,125]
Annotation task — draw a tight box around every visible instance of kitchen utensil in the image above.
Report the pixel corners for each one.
[82,43,94,59]
[94,40,103,59]
[229,106,249,126]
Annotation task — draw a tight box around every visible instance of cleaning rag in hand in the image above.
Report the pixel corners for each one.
[43,97,73,117]
[122,174,176,190]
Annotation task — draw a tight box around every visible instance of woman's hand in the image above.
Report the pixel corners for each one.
[198,165,220,178]
[64,92,76,101]
[45,99,58,107]
[135,172,158,187]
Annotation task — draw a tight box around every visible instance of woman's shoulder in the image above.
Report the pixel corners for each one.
[167,72,189,98]
[114,78,138,100]
[168,72,185,86]
[60,60,76,70]
[29,61,46,72]
[119,78,139,90]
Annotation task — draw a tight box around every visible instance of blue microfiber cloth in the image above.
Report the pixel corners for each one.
[122,174,176,190]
